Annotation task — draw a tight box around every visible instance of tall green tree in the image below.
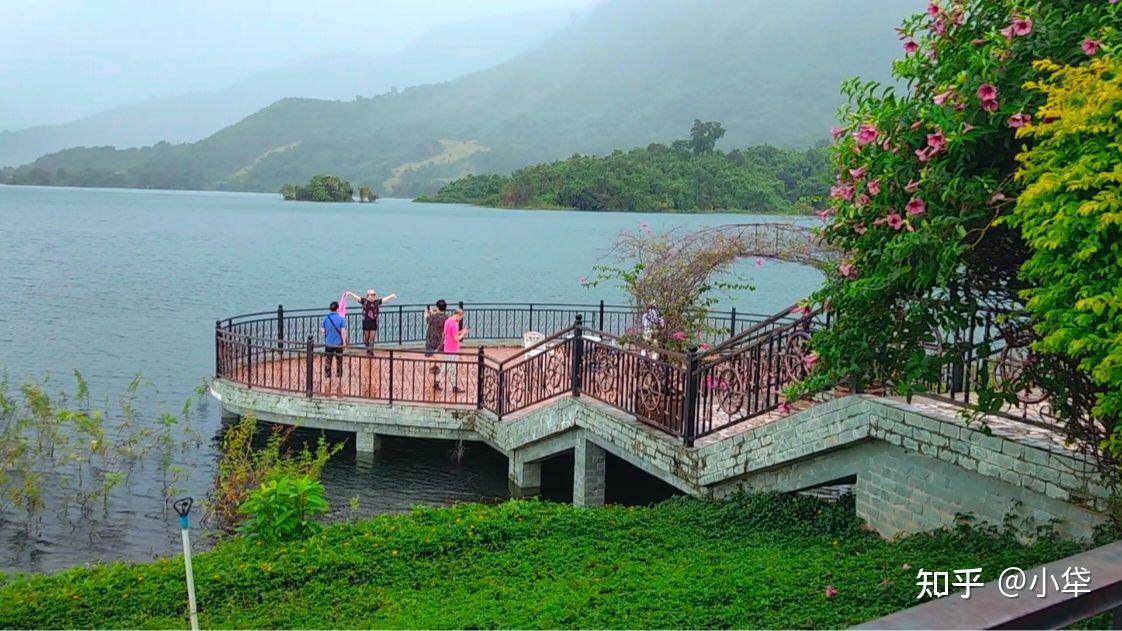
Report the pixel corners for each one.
[689,119,726,155]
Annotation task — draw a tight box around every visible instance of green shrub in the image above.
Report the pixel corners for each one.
[238,474,328,542]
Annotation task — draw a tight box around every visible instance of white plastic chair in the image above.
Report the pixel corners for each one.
[523,331,546,348]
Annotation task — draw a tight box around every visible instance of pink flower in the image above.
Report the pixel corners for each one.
[933,89,954,106]
[887,211,904,230]
[1007,112,1031,128]
[1010,16,1032,36]
[981,98,999,113]
[926,1,940,17]
[904,179,920,193]
[670,331,688,341]
[838,262,857,279]
[830,126,846,140]
[915,147,933,163]
[854,124,878,145]
[1082,38,1101,55]
[854,193,870,208]
[830,184,855,201]
[867,179,880,196]
[903,37,919,54]
[925,48,937,61]
[817,208,832,222]
[971,37,986,45]
[926,131,946,151]
[854,223,868,235]
[906,197,926,216]
[777,401,791,414]
[909,120,923,130]
[791,304,812,317]
[849,167,866,179]
[699,342,710,351]
[977,84,997,101]
[804,352,820,369]
[1000,24,1015,39]
[962,122,974,133]
[825,585,839,599]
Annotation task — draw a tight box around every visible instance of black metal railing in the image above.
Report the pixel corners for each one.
[215,300,1069,445]
[215,301,789,443]
[216,301,778,351]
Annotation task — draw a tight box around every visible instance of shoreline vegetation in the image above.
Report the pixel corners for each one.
[0,495,1087,629]
[415,122,829,214]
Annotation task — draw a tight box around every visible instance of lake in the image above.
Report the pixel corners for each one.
[0,185,823,572]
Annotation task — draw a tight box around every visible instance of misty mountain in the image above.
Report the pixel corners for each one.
[5,0,920,196]
[0,10,573,167]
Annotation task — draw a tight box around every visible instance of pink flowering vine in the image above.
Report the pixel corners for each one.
[906,198,926,216]
[867,179,880,196]
[933,89,954,105]
[854,124,878,145]
[1082,38,1101,55]
[830,126,846,140]
[887,211,905,230]
[926,131,946,151]
[1007,112,1031,128]
[838,262,857,279]
[903,37,919,54]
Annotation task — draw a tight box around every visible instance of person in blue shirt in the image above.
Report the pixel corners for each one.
[321,301,347,380]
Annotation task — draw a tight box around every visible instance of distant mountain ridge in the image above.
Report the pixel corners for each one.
[0,10,573,167]
[3,0,921,196]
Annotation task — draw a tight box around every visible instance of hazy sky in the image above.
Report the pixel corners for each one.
[0,0,595,129]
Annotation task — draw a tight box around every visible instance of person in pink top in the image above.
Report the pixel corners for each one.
[441,309,469,393]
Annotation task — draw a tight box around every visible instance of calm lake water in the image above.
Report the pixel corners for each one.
[0,185,822,573]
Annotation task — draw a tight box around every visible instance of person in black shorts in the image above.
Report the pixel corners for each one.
[346,289,397,354]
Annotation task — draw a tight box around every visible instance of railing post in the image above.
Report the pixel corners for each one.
[528,303,534,333]
[245,336,253,389]
[476,347,485,410]
[397,304,403,345]
[598,300,605,330]
[388,349,395,406]
[497,362,506,419]
[276,304,285,349]
[214,320,222,376]
[729,307,737,338]
[682,345,700,447]
[571,314,584,396]
[305,335,314,397]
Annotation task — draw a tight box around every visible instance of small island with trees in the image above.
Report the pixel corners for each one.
[280,174,378,203]
[415,120,829,214]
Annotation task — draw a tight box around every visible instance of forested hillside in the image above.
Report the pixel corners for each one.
[417,125,829,213]
[1,0,916,196]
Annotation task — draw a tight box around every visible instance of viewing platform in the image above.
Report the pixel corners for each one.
[211,301,1109,540]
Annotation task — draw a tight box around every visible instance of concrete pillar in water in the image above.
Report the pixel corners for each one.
[355,429,381,454]
[573,439,606,507]
[508,453,542,498]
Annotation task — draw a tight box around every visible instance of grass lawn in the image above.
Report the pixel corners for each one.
[0,495,1087,629]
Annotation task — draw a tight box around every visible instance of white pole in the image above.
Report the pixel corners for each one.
[180,524,199,631]
[174,498,200,631]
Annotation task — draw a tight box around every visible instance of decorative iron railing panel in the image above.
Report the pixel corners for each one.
[691,313,819,439]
